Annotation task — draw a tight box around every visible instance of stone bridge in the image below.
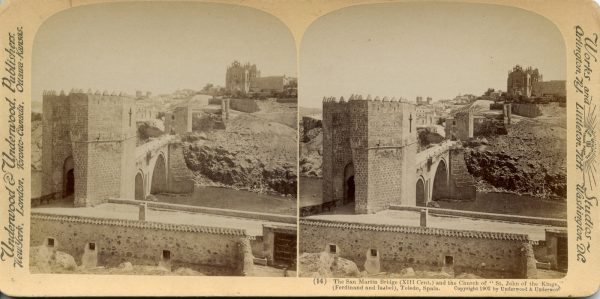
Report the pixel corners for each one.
[133,135,195,201]
[414,140,475,206]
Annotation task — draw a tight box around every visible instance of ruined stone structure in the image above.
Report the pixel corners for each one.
[40,89,194,207]
[165,106,193,134]
[445,110,473,141]
[164,96,212,134]
[225,61,260,95]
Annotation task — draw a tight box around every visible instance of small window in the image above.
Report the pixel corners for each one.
[329,244,337,254]
[89,242,96,250]
[162,250,171,260]
[445,255,454,266]
[171,115,175,120]
[47,238,55,247]
[370,249,378,257]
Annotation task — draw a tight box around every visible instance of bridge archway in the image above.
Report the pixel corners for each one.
[150,153,167,194]
[63,156,74,198]
[343,163,355,205]
[416,177,426,207]
[135,171,144,200]
[432,159,448,201]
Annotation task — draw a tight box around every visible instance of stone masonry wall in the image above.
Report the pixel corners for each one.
[511,103,542,118]
[364,101,416,213]
[41,94,73,199]
[230,99,260,113]
[300,219,534,278]
[513,103,564,117]
[31,213,246,274]
[448,147,476,200]
[167,142,195,193]
[165,106,192,135]
[322,100,352,207]
[322,97,417,214]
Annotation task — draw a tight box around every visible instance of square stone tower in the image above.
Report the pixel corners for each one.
[41,90,136,206]
[322,96,417,214]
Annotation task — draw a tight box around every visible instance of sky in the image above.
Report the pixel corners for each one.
[32,2,296,103]
[300,2,566,108]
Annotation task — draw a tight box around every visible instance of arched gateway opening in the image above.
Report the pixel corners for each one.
[135,172,144,200]
[151,154,167,194]
[416,178,425,207]
[343,163,355,205]
[432,160,448,201]
[63,156,74,198]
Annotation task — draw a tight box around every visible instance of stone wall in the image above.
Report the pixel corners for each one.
[166,142,195,193]
[164,106,192,134]
[230,99,260,113]
[31,213,247,274]
[447,147,476,200]
[299,218,535,278]
[532,80,566,97]
[445,111,473,141]
[512,102,562,118]
[511,103,542,118]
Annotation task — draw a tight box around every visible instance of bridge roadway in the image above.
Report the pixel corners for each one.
[305,209,557,241]
[32,202,294,237]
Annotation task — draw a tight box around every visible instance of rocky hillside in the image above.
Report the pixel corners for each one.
[464,112,567,199]
[299,113,323,177]
[31,116,43,171]
[183,113,297,196]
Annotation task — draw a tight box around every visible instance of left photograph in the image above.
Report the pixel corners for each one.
[29,2,298,276]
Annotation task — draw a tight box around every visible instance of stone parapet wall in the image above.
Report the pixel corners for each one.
[31,212,247,274]
[299,218,535,278]
[511,102,563,118]
[108,198,297,224]
[388,205,567,227]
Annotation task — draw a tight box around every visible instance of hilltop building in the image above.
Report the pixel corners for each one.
[507,65,566,100]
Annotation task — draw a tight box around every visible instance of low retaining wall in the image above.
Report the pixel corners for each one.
[31,212,250,275]
[299,218,535,278]
[512,103,542,118]
[389,205,567,227]
[230,99,260,113]
[108,198,297,224]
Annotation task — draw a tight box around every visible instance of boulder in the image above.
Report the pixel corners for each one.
[55,251,77,270]
[401,267,416,277]
[118,262,133,271]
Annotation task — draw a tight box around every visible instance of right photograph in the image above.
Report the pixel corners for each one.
[298,2,567,279]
